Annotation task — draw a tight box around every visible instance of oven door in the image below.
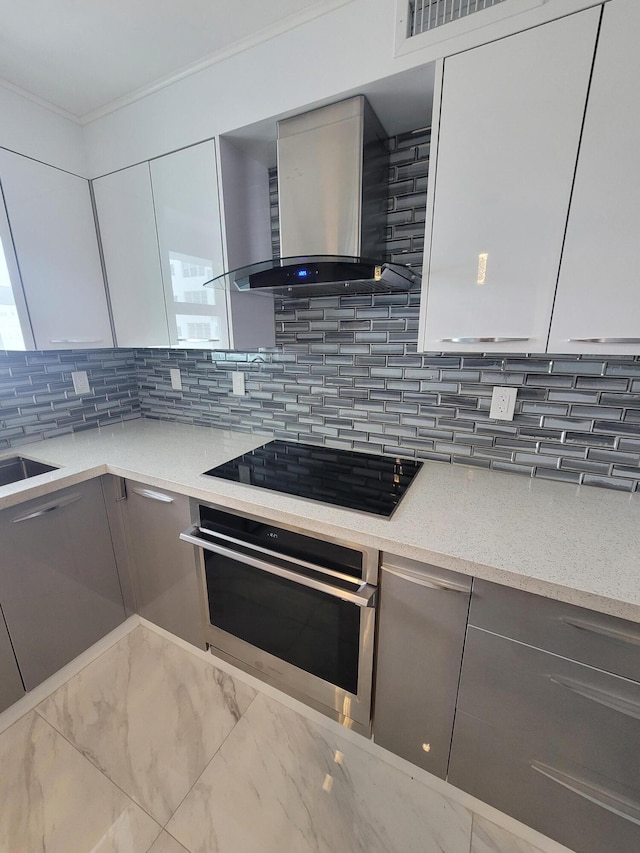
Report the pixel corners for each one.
[180,525,376,728]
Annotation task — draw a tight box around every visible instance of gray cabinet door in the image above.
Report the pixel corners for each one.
[120,481,204,649]
[0,478,126,690]
[0,604,24,712]
[373,555,471,778]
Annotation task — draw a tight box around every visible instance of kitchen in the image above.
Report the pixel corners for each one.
[1,0,639,851]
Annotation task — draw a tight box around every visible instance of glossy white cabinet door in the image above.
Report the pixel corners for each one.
[0,149,113,350]
[150,141,229,349]
[93,163,170,347]
[0,183,34,350]
[548,0,640,356]
[418,8,600,354]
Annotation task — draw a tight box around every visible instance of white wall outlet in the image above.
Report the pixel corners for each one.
[71,370,90,395]
[490,386,518,421]
[232,372,246,396]
[170,368,183,391]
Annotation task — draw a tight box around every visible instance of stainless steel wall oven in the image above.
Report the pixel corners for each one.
[181,502,379,731]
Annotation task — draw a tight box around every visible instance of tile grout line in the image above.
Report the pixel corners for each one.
[30,709,165,844]
[160,689,263,833]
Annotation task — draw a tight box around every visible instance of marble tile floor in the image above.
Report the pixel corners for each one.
[0,623,560,853]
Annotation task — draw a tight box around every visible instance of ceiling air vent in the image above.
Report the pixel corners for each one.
[409,0,507,36]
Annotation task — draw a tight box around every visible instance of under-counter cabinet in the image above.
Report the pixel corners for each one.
[449,580,640,853]
[0,478,126,690]
[373,555,471,778]
[0,604,24,712]
[418,7,600,354]
[118,481,204,649]
[0,147,113,350]
[548,0,640,355]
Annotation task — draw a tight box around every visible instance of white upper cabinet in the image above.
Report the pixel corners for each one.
[94,139,275,350]
[0,185,33,351]
[150,141,229,349]
[0,149,113,350]
[418,8,600,354]
[548,0,640,356]
[93,163,170,348]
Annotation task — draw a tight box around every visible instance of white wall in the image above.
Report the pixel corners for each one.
[83,0,599,177]
[0,84,87,176]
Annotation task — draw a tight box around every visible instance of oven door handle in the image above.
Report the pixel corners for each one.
[197,525,363,586]
[180,526,377,608]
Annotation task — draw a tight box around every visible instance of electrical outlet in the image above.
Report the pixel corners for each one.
[490,386,517,421]
[71,370,90,395]
[232,372,246,396]
[170,368,182,391]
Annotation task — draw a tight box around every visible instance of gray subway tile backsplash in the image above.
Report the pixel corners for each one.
[1,128,639,493]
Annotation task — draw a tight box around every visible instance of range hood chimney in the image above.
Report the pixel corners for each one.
[206,96,419,297]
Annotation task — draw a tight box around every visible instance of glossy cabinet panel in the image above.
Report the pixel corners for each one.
[456,627,640,793]
[419,8,600,354]
[549,0,640,355]
[0,181,33,350]
[93,163,170,347]
[150,141,229,349]
[470,579,640,684]
[0,148,113,350]
[0,604,24,712]
[373,555,471,778]
[450,710,640,853]
[0,478,126,689]
[120,481,204,649]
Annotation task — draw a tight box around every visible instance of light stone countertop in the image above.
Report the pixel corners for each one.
[1,418,638,622]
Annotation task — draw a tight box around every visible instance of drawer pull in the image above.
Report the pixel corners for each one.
[567,338,640,344]
[438,337,530,344]
[531,762,640,826]
[382,564,470,593]
[12,492,82,523]
[130,487,174,503]
[560,615,640,647]
[549,675,640,720]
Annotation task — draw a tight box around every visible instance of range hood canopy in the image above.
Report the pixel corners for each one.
[205,254,417,297]
[206,96,420,296]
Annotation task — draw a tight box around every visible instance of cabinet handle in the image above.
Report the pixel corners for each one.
[567,338,640,344]
[12,492,82,523]
[560,615,640,647]
[49,339,104,344]
[549,674,640,720]
[176,337,220,342]
[438,337,531,344]
[530,761,640,826]
[382,564,470,593]
[130,487,174,503]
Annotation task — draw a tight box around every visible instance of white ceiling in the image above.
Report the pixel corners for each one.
[0,0,351,121]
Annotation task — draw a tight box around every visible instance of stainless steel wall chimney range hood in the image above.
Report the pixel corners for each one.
[206,96,419,297]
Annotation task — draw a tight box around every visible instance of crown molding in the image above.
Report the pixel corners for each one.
[0,77,81,124]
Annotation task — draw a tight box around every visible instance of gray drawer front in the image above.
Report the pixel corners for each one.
[458,627,640,792]
[471,579,640,682]
[449,710,640,853]
[373,557,471,778]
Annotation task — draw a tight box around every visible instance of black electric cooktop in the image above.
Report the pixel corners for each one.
[202,440,422,518]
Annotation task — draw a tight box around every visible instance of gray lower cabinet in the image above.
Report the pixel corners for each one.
[119,481,204,649]
[0,478,126,690]
[449,580,640,853]
[373,554,471,778]
[0,604,24,711]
